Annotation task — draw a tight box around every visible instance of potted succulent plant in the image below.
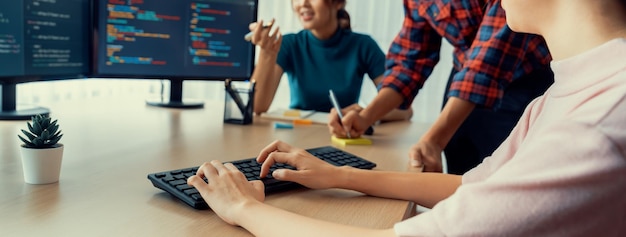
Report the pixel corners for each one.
[18,114,64,184]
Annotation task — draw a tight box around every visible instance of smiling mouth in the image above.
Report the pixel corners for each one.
[300,11,313,21]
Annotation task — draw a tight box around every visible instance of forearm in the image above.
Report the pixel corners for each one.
[360,88,404,125]
[335,167,461,208]
[253,51,281,114]
[380,108,413,122]
[237,201,395,237]
[422,97,475,148]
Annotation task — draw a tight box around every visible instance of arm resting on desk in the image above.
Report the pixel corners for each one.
[238,202,396,237]
[268,161,460,208]
[189,161,397,237]
[241,166,460,236]
[259,140,461,208]
[334,167,461,209]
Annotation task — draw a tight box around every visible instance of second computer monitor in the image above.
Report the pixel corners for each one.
[0,0,91,120]
[93,0,258,107]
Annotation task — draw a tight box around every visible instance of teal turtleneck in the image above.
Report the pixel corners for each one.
[276,28,385,112]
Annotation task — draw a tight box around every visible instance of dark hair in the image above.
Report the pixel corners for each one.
[329,0,351,30]
[337,8,351,30]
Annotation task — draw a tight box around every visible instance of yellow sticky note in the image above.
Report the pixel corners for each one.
[283,110,301,117]
[331,136,372,146]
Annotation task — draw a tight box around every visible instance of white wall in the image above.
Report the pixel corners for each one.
[15,0,453,123]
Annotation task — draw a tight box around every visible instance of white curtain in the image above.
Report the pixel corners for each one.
[16,0,452,123]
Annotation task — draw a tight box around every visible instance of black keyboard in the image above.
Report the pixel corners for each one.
[147,146,376,209]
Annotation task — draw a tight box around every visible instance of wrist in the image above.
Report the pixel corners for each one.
[257,50,277,61]
[333,166,356,189]
[233,199,264,224]
[358,109,379,126]
[360,88,404,125]
[420,129,448,149]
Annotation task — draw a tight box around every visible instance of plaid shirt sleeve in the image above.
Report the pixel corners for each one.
[380,0,442,109]
[448,1,549,108]
[382,0,550,109]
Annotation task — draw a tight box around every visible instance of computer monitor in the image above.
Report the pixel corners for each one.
[0,0,91,120]
[92,0,258,108]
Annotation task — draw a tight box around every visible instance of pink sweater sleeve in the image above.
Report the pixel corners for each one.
[394,121,626,236]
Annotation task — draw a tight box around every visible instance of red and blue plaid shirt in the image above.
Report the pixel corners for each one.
[382,0,552,109]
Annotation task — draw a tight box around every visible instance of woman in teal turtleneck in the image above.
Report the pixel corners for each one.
[248,0,411,121]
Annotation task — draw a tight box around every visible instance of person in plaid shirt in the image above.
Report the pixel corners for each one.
[328,0,553,174]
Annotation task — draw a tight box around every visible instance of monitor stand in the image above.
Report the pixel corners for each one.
[146,79,204,109]
[1,83,50,120]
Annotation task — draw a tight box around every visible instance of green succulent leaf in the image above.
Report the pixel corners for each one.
[18,135,35,147]
[48,135,62,145]
[20,129,36,141]
[41,116,51,129]
[46,121,58,135]
[32,137,44,147]
[41,129,50,140]
[32,119,43,135]
[27,122,35,134]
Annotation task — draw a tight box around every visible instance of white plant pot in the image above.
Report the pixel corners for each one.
[20,144,64,184]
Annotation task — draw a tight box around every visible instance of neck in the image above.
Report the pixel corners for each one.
[541,2,626,60]
[310,19,339,40]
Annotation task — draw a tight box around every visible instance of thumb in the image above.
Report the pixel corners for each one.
[249,22,258,31]
[410,157,422,167]
[272,169,299,182]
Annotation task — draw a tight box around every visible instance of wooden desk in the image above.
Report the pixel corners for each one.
[0,97,429,236]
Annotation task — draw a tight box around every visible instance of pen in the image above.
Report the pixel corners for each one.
[328,90,351,139]
[244,23,273,42]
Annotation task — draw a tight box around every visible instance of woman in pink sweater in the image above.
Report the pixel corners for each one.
[188,0,626,236]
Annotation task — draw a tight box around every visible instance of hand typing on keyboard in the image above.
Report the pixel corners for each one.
[187,160,265,226]
[150,141,375,210]
[186,140,358,227]
[256,141,343,190]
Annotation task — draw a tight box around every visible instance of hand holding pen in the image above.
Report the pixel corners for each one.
[328,91,375,138]
[245,19,282,55]
[329,90,352,139]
